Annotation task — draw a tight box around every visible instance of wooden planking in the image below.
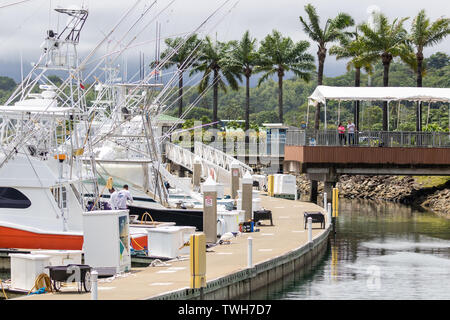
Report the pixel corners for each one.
[285,146,450,165]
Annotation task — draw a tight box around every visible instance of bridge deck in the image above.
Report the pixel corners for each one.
[285,146,450,175]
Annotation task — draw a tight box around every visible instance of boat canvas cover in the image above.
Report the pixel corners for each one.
[308,85,450,106]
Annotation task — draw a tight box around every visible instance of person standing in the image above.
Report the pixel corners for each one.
[117,184,133,210]
[338,122,346,145]
[109,187,119,210]
[347,120,355,145]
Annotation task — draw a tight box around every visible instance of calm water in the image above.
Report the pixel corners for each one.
[264,199,450,300]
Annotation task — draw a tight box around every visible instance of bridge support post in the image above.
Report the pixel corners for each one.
[309,180,318,204]
[324,181,335,204]
[202,177,218,244]
[193,158,202,190]
[231,162,240,199]
[241,171,253,222]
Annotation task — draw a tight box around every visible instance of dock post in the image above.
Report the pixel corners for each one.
[202,176,218,244]
[247,237,253,268]
[323,192,327,209]
[307,217,312,243]
[241,171,253,222]
[193,158,202,190]
[231,161,240,199]
[91,270,98,300]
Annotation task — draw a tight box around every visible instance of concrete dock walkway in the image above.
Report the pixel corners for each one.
[18,194,329,300]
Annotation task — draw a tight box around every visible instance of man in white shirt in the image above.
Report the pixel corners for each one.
[347,120,356,145]
[117,184,133,210]
[109,188,119,210]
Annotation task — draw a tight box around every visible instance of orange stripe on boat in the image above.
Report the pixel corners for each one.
[0,226,83,250]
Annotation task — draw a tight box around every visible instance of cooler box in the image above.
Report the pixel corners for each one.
[30,250,82,266]
[217,211,240,236]
[146,226,196,258]
[9,253,50,291]
[82,210,131,276]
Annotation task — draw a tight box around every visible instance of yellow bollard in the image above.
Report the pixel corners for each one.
[268,175,274,197]
[335,188,339,217]
[332,188,339,218]
[190,233,206,289]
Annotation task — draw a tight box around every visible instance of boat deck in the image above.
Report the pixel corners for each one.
[16,194,328,300]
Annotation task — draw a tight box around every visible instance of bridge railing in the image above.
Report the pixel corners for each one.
[286,130,450,148]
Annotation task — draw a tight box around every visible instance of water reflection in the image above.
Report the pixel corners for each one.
[264,199,450,300]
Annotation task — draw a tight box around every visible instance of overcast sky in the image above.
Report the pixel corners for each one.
[0,0,449,82]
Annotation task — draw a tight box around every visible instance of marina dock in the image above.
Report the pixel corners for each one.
[16,194,330,300]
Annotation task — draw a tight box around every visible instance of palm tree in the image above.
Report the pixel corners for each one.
[160,34,201,118]
[409,9,450,131]
[329,29,375,130]
[224,31,259,142]
[299,3,354,129]
[190,36,242,130]
[257,30,315,123]
[359,13,413,131]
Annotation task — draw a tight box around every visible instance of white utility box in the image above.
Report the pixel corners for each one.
[30,250,82,266]
[217,211,240,236]
[82,210,131,276]
[278,174,297,195]
[9,254,50,291]
[146,226,196,258]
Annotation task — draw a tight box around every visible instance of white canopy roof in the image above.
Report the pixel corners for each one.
[308,86,450,106]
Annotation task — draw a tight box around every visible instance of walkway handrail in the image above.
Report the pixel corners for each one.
[194,141,253,174]
[165,141,237,185]
[286,130,450,148]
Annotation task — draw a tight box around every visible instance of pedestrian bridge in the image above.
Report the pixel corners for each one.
[164,141,253,185]
[284,130,450,176]
[284,130,450,202]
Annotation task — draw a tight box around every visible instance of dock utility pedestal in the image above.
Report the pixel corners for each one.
[82,210,131,276]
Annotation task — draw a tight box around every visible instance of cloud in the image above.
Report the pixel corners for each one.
[0,0,448,81]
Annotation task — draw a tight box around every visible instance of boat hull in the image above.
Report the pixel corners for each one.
[0,226,83,250]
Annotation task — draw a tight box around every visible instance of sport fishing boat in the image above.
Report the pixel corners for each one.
[0,5,150,251]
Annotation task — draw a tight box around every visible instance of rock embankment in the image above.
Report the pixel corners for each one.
[295,174,450,218]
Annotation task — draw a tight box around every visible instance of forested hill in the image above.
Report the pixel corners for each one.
[170,51,450,131]
[0,52,448,131]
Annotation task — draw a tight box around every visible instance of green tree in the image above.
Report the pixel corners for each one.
[0,76,16,91]
[299,3,354,129]
[190,36,242,129]
[409,10,450,131]
[225,31,260,140]
[359,13,413,131]
[257,30,315,123]
[329,28,375,130]
[161,34,201,117]
[426,52,449,69]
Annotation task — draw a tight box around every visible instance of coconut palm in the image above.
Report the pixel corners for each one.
[409,9,450,131]
[256,30,315,123]
[190,36,242,129]
[299,3,354,129]
[224,31,259,142]
[359,13,413,131]
[329,28,375,130]
[160,34,201,118]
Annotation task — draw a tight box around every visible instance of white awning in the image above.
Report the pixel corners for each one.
[308,86,450,106]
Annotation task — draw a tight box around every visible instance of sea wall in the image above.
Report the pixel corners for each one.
[296,174,450,218]
[149,225,331,300]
